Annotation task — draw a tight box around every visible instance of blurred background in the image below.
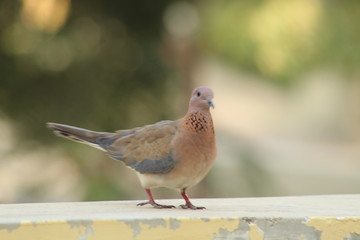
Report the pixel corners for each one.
[1,0,360,203]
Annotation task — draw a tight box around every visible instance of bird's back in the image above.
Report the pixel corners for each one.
[106,120,180,173]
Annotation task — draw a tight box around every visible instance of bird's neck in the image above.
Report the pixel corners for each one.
[182,111,214,135]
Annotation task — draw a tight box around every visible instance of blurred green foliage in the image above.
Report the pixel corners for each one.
[1,0,359,143]
[200,0,360,85]
[0,0,177,144]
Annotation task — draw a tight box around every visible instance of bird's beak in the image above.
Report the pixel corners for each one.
[207,99,215,109]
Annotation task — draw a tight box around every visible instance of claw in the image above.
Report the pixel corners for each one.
[137,201,175,209]
[138,189,176,209]
[180,188,206,210]
[180,203,206,210]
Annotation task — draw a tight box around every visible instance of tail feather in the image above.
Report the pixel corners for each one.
[47,122,116,150]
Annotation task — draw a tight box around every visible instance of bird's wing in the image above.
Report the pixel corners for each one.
[106,120,180,174]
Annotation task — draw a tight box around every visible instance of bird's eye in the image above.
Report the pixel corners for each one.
[196,91,201,97]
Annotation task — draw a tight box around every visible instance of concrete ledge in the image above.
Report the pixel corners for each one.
[1,195,360,240]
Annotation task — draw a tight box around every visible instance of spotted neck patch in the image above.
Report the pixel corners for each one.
[184,112,214,133]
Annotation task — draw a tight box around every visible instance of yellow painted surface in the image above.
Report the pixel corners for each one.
[0,218,241,240]
[248,224,264,240]
[134,218,240,240]
[88,220,132,240]
[0,221,79,240]
[307,217,360,240]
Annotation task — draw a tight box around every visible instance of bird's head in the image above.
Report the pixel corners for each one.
[189,86,215,112]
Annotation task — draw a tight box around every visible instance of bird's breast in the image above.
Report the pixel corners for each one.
[162,112,216,188]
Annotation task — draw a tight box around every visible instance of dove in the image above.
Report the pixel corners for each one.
[47,86,216,209]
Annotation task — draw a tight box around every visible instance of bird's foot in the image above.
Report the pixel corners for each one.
[137,201,175,209]
[180,203,206,210]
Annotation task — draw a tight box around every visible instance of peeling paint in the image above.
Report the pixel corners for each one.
[1,214,360,240]
[307,217,360,240]
[67,220,93,229]
[201,218,210,222]
[248,224,264,240]
[124,218,242,240]
[124,220,141,237]
[348,233,360,239]
[255,218,320,239]
[0,220,82,240]
[140,219,167,229]
[0,223,20,232]
[211,218,243,239]
[169,218,181,230]
[243,217,256,224]
[67,220,94,240]
[124,219,167,237]
[265,217,282,226]
[31,221,37,228]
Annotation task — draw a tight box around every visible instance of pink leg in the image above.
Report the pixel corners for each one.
[137,189,175,209]
[180,189,205,210]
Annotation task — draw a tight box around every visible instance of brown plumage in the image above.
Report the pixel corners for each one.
[47,87,216,209]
